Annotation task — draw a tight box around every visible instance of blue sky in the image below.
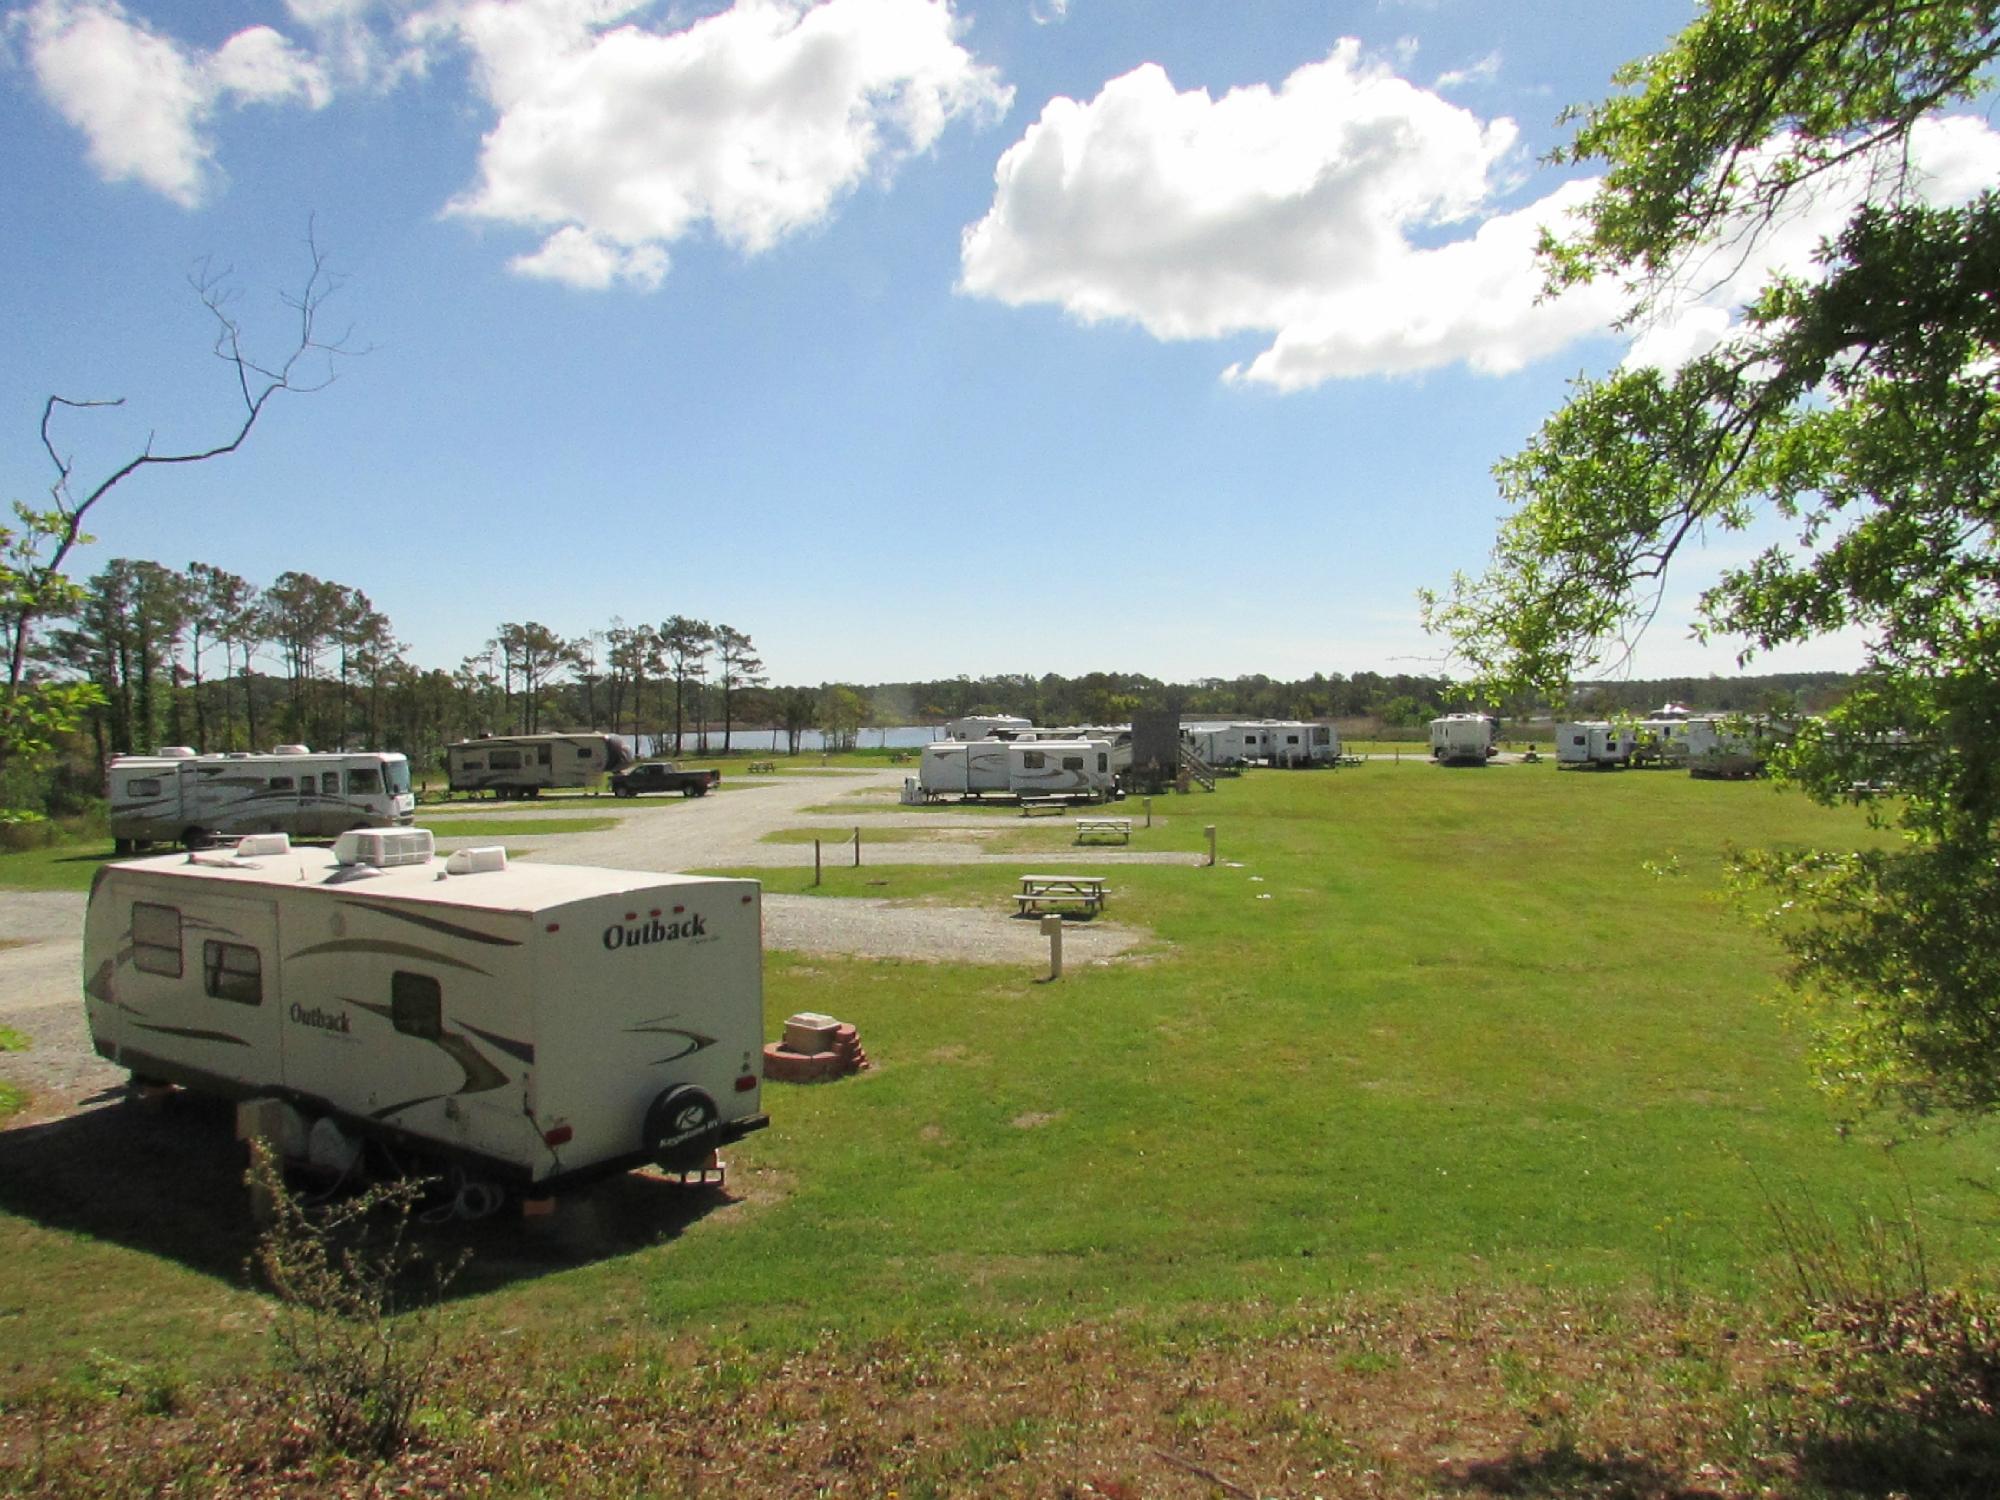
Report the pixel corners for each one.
[3,1,1992,688]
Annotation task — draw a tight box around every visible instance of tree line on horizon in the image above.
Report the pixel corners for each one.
[4,554,1852,815]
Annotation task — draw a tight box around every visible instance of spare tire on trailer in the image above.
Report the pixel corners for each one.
[644,1084,721,1171]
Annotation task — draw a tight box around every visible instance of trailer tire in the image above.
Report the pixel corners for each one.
[113,837,133,855]
[180,826,211,850]
[645,1085,721,1171]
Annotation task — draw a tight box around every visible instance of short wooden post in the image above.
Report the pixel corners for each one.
[1205,824,1217,867]
[853,826,861,867]
[1143,796,1153,828]
[1041,913,1064,980]
[814,839,822,887]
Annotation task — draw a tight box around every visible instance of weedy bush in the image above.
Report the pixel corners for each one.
[1761,1186,2000,1495]
[246,1144,466,1459]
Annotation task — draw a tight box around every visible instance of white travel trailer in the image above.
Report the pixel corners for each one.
[446,732,632,797]
[107,746,415,853]
[1007,738,1117,800]
[918,738,1014,798]
[1186,720,1336,767]
[1632,717,1693,768]
[942,714,1032,741]
[1429,714,1497,765]
[1685,716,1765,778]
[83,829,768,1193]
[1555,721,1637,767]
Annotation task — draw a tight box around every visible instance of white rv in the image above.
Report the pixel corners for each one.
[942,715,1032,741]
[107,746,415,853]
[1686,716,1765,778]
[1265,721,1339,767]
[1555,721,1637,767]
[445,733,632,797]
[918,739,1014,798]
[83,830,768,1193]
[1185,720,1335,767]
[1429,714,1497,765]
[1007,738,1116,800]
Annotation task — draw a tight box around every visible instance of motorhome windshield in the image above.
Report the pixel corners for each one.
[383,760,412,797]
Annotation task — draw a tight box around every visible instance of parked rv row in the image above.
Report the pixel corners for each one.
[1554,716,1766,776]
[916,716,1342,802]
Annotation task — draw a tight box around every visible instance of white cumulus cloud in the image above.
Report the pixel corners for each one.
[960,43,2000,390]
[439,0,1013,289]
[958,42,1615,384]
[19,0,330,206]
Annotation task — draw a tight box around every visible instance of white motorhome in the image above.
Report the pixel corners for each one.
[1555,721,1637,767]
[918,738,1014,798]
[1007,738,1117,800]
[1429,715,1497,765]
[83,830,768,1193]
[942,715,1032,741]
[445,732,632,798]
[107,747,415,853]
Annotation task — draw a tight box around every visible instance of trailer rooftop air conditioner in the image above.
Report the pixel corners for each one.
[332,828,435,868]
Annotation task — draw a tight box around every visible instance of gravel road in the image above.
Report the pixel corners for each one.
[0,769,1178,1113]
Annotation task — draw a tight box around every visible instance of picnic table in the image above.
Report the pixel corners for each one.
[1074,817,1131,845]
[1019,798,1067,817]
[1014,874,1109,916]
[747,761,777,773]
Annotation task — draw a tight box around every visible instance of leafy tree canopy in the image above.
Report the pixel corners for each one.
[1426,1,2000,1123]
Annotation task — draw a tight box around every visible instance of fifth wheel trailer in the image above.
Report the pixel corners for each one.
[83,829,768,1193]
[445,732,633,797]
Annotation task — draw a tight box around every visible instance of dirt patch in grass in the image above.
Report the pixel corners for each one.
[0,1287,1807,1497]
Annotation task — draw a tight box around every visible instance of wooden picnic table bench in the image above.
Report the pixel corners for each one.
[1018,797,1068,816]
[1074,817,1131,845]
[1014,874,1108,916]
[747,761,777,773]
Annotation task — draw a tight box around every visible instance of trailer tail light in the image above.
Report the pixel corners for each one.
[734,1074,757,1093]
[673,905,685,914]
[543,1124,573,1146]
[545,923,560,932]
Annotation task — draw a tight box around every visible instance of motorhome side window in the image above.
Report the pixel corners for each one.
[126,777,162,797]
[202,941,262,1005]
[1062,756,1084,771]
[461,758,485,771]
[391,972,442,1041]
[578,746,594,759]
[131,902,183,977]
[1096,753,1108,772]
[269,776,294,792]
[347,767,382,795]
[1022,751,1045,769]
[321,772,340,795]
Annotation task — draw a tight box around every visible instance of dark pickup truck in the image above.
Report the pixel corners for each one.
[610,762,721,798]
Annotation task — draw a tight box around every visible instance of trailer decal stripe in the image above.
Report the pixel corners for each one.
[334,902,521,947]
[346,999,514,1096]
[625,1023,718,1064]
[130,1021,250,1047]
[460,1023,535,1065]
[288,938,493,975]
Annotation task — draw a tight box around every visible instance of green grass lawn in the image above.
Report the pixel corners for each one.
[2,761,1993,1463]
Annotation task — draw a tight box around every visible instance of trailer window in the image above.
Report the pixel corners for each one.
[268,776,295,792]
[1062,756,1084,771]
[202,941,262,1006]
[131,902,183,978]
[1022,751,1045,769]
[489,751,522,771]
[347,767,382,795]
[577,745,594,759]
[1097,753,1109,773]
[537,745,552,766]
[460,758,485,771]
[125,776,162,797]
[391,972,442,1040]
[321,772,340,795]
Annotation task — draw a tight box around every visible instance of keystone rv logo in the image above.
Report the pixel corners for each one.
[289,1002,352,1034]
[602,913,706,951]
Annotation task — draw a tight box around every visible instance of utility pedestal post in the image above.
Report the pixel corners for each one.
[1041,914,1064,980]
[1205,825,1217,867]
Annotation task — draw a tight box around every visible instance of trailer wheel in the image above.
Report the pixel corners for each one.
[645,1085,721,1171]
[179,826,211,850]
[113,837,133,856]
